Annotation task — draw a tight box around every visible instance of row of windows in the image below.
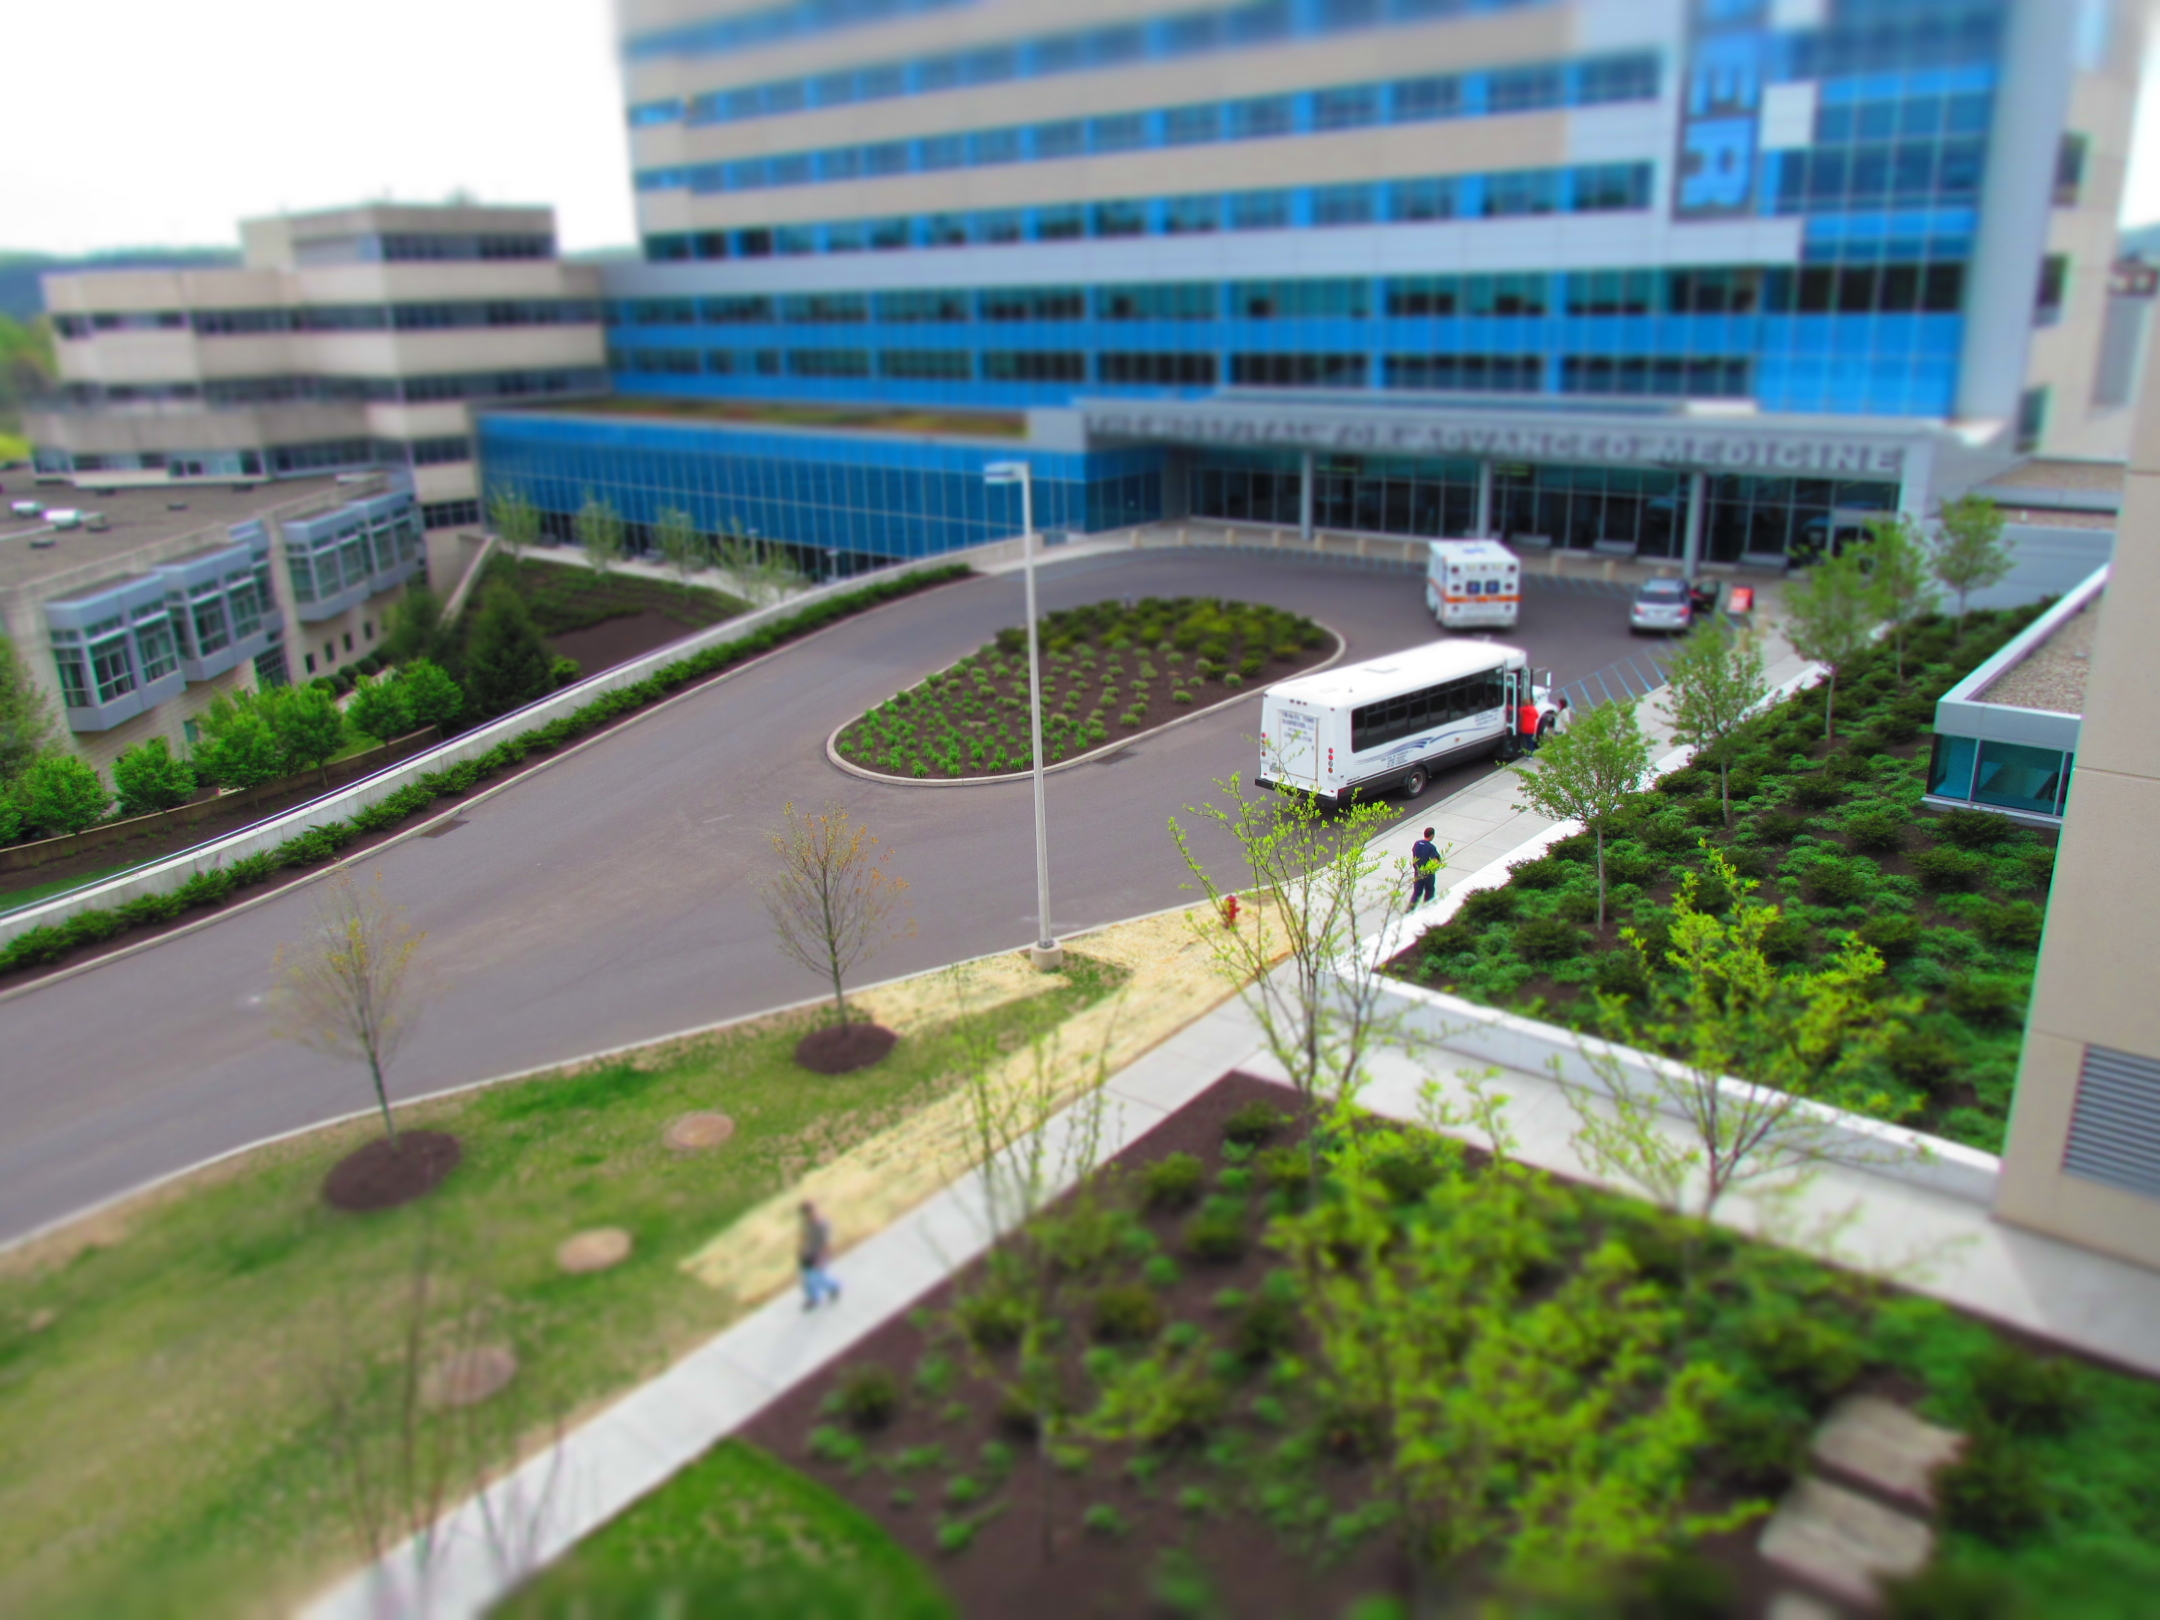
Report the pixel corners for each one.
[1772,136,1986,212]
[636,56,1653,196]
[643,164,1653,261]
[1351,669,1510,753]
[288,231,555,268]
[614,263,1967,331]
[54,300,601,339]
[612,345,1754,397]
[624,0,1541,66]
[53,368,605,408]
[423,499,483,530]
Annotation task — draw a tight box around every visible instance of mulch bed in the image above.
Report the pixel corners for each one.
[321,1129,462,1211]
[546,609,707,678]
[794,1022,900,1074]
[834,597,1334,781]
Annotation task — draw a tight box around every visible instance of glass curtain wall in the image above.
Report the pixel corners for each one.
[1188,450,1480,536]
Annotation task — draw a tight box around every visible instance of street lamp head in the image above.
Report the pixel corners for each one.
[982,461,1027,485]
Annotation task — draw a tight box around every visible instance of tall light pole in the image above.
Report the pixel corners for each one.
[984,460,1060,970]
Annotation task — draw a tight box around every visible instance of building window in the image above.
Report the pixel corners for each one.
[1384,354,1543,392]
[1312,85,1380,130]
[2017,386,2050,453]
[879,349,973,379]
[2036,255,2068,326]
[2055,132,2089,206]
[1229,353,1369,388]
[786,349,872,377]
[304,652,317,675]
[981,351,1087,382]
[421,499,481,529]
[363,620,375,641]
[1098,352,1218,385]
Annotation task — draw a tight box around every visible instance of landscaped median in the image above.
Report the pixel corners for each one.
[0,905,1247,1619]
[0,562,972,980]
[1384,607,2053,1155]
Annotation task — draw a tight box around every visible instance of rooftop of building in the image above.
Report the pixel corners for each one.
[0,475,369,595]
[1972,456,2124,521]
[1975,593,2102,716]
[507,396,1028,440]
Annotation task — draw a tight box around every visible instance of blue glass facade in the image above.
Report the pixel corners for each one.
[477,412,1164,563]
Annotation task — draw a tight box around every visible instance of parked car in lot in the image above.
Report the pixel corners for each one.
[1629,575,1700,634]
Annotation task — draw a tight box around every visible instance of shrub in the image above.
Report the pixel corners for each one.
[1658,766,1710,798]
[1843,808,1909,854]
[1316,1402,1384,1461]
[1914,847,1990,893]
[1974,901,2044,950]
[1231,1292,1297,1366]
[1857,913,1924,961]
[1183,1198,1247,1263]
[1082,1504,1129,1539]
[1884,1564,2021,1620]
[1787,775,1846,810]
[17,753,111,836]
[1750,810,1810,846]
[1593,949,1651,1000]
[1686,797,1728,828]
[1624,1553,1737,1620]
[1800,857,1871,907]
[1092,1284,1165,1344]
[1512,915,1583,964]
[1759,916,1815,965]
[1142,1151,1206,1211]
[1370,1146,1444,1205]
[1706,1396,1811,1495]
[1636,816,1695,854]
[1738,1306,1864,1408]
[1939,1427,2046,1544]
[1555,889,1601,924]
[1945,975,2023,1027]
[1255,1145,1313,1201]
[1970,1344,2083,1436]
[2017,846,2055,890]
[1887,1031,1961,1095]
[1508,856,1567,889]
[994,1386,1041,1440]
[1931,808,2017,849]
[957,1290,1027,1351]
[830,1364,902,1431]
[1455,886,1517,926]
[1222,1101,1288,1146]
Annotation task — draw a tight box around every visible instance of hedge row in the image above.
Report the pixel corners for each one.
[0,566,972,977]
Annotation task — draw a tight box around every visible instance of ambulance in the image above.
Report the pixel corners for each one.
[1423,539,1521,630]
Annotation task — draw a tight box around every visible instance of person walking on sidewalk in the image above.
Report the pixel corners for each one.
[1409,828,1442,908]
[1552,694,1574,736]
[1517,697,1543,755]
[799,1200,842,1310]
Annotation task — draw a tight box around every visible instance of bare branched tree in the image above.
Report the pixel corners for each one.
[273,870,427,1147]
[758,801,913,1025]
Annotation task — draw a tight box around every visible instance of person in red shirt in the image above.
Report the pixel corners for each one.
[1517,699,1543,754]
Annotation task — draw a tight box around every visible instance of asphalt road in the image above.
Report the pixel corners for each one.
[0,553,1643,1241]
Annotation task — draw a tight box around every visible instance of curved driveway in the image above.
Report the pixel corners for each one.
[0,552,1639,1241]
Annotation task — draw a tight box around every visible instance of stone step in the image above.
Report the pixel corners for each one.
[1759,1476,1934,1608]
[1809,1393,1966,1513]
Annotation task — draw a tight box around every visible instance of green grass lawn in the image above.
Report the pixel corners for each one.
[0,956,1122,1619]
[496,1440,952,1620]
[0,857,153,914]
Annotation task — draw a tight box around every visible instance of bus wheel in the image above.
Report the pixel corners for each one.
[1402,767,1428,800]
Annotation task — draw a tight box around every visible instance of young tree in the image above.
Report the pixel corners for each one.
[1565,846,1917,1229]
[758,800,912,1025]
[573,494,626,578]
[1930,494,2012,631]
[462,586,553,719]
[1272,1108,1739,1601]
[269,683,348,785]
[1511,699,1652,926]
[486,484,541,563]
[653,505,705,583]
[272,870,427,1146]
[191,689,287,791]
[715,518,801,608]
[1782,549,1882,739]
[1857,514,1938,680]
[0,633,56,783]
[16,752,110,836]
[112,736,197,817]
[1664,624,1767,830]
[346,671,414,747]
[399,658,466,733]
[382,586,462,676]
[1171,775,1413,1134]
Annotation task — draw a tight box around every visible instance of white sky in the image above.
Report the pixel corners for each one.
[4,1,2160,257]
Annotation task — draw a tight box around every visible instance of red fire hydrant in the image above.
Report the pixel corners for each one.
[1222,895,1241,929]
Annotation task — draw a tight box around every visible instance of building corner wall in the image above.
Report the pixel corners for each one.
[1995,303,2160,1271]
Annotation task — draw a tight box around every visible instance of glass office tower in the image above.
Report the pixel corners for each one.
[481,0,2135,565]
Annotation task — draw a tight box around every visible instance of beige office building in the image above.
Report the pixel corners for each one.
[28,203,607,532]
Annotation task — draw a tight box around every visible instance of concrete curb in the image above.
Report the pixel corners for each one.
[822,621,1347,789]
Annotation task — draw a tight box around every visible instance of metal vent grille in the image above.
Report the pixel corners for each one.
[2064,1044,2160,1199]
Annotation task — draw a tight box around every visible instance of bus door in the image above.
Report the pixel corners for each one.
[1499,666,1531,757]
[1269,704,1320,788]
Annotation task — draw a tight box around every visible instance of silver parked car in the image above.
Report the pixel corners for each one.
[1628,575,1696,634]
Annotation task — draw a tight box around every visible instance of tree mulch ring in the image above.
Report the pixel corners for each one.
[793,1022,900,1075]
[321,1131,462,1212]
[557,1227,635,1274]
[421,1345,519,1410]
[664,1111,737,1152]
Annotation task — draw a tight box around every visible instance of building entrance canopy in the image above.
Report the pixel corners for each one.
[1074,392,1975,485]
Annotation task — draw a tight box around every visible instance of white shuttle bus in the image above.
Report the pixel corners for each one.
[1257,640,1554,806]
[1424,539,1521,629]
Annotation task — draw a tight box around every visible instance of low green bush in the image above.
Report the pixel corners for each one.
[1914,846,1991,892]
[1970,1344,2083,1437]
[1857,913,1924,960]
[1939,1426,2047,1544]
[1512,915,1583,964]
[1183,1197,1248,1263]
[1884,1564,2022,1620]
[1931,808,2019,849]
[1945,975,2023,1027]
[1974,901,2044,950]
[1141,1152,1206,1211]
[1231,1291,1298,1367]
[1370,1143,1446,1205]
[1737,1305,1865,1409]
[1843,808,1910,854]
[1886,1031,1961,1095]
[1091,1284,1165,1344]
[1222,1101,1289,1147]
[1705,1395,1811,1495]
[1623,1552,1737,1620]
[956,1290,1027,1351]
[1454,886,1518,926]
[1800,856,1871,907]
[1255,1145,1313,1201]
[1787,775,1846,810]
[1507,856,1567,889]
[829,1364,902,1431]
[1593,949,1651,999]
